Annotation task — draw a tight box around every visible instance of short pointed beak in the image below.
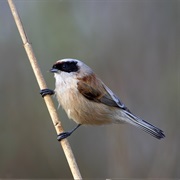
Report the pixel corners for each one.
[50,68,58,73]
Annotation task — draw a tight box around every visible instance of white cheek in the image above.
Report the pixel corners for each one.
[54,73,78,98]
[54,73,65,88]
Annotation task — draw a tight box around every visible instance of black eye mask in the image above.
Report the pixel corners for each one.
[53,61,79,73]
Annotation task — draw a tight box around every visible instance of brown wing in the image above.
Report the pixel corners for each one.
[77,74,125,108]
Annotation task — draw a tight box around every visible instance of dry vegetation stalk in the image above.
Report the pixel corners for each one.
[7,0,82,179]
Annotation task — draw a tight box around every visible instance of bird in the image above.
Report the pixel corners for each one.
[40,58,165,141]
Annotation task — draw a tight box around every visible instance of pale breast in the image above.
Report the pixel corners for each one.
[54,74,119,125]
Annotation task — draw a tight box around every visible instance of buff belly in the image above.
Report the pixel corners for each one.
[55,87,122,125]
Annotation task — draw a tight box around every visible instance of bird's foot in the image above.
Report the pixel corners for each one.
[40,89,54,97]
[57,132,72,141]
[57,124,81,141]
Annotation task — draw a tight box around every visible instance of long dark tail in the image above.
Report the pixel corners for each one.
[124,111,165,139]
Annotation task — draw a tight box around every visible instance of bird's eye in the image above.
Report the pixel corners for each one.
[62,63,67,70]
[60,61,79,73]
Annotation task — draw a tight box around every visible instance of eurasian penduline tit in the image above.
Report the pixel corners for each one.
[40,59,165,141]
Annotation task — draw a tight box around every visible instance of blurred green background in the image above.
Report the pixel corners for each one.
[0,0,179,178]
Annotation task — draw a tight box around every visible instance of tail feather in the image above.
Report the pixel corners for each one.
[124,111,165,139]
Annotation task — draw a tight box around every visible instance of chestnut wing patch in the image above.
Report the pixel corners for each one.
[77,81,119,107]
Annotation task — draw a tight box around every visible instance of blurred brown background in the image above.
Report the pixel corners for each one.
[0,0,179,179]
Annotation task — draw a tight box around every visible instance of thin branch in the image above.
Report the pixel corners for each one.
[7,0,82,179]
